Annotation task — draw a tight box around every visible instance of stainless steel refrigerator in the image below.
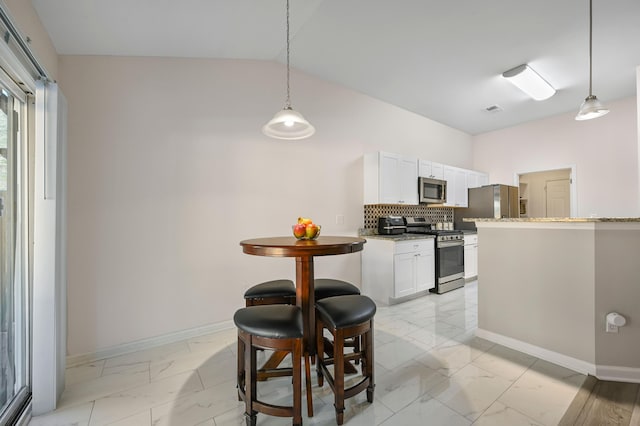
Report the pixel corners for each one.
[454,184,520,230]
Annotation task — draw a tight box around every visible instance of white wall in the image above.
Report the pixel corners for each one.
[58,56,472,356]
[472,96,639,218]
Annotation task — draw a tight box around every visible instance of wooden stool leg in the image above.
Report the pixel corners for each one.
[305,354,313,417]
[316,317,325,387]
[292,339,302,426]
[334,328,345,426]
[237,335,245,402]
[244,335,257,426]
[365,323,375,403]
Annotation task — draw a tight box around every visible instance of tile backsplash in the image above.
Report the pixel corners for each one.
[363,204,454,230]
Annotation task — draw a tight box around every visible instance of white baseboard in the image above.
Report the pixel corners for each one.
[66,320,235,367]
[475,328,597,376]
[596,365,640,383]
[476,329,640,383]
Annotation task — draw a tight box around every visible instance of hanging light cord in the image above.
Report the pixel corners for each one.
[285,0,291,109]
[588,0,593,97]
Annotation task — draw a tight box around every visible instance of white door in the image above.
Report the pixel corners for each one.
[394,253,415,298]
[380,153,400,204]
[415,251,434,292]
[546,179,570,217]
[398,156,418,204]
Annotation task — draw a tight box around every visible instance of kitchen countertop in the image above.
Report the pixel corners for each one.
[464,217,640,223]
[358,232,435,241]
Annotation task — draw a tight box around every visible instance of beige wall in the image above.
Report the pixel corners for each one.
[477,221,640,376]
[472,97,639,218]
[594,226,640,368]
[477,224,596,364]
[57,55,473,356]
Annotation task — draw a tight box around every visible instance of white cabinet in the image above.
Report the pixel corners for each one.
[362,238,435,305]
[443,165,468,207]
[364,151,418,205]
[467,171,489,189]
[365,151,488,207]
[415,248,435,292]
[418,160,444,180]
[463,233,478,280]
[444,167,489,207]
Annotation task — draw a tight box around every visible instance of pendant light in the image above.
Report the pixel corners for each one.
[262,0,315,140]
[575,0,609,121]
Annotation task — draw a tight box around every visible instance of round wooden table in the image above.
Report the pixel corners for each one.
[239,236,366,357]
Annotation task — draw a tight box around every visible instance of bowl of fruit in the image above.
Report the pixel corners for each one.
[292,217,321,240]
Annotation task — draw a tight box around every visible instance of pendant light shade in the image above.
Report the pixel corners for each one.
[575,0,609,121]
[262,107,315,140]
[576,95,609,121]
[262,0,315,140]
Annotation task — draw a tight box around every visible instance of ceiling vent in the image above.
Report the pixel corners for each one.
[485,105,503,113]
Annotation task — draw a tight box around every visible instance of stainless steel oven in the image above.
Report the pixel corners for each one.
[433,235,465,294]
[404,217,464,294]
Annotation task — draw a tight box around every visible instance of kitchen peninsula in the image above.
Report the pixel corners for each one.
[470,218,640,382]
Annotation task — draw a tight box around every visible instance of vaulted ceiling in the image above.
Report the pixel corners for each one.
[31,0,640,134]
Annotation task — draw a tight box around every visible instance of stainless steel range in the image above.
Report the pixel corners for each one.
[404,217,465,294]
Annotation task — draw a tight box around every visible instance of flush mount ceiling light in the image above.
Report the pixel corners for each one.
[575,0,609,121]
[262,0,315,140]
[502,64,556,101]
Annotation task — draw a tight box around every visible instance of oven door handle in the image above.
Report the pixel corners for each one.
[438,240,464,248]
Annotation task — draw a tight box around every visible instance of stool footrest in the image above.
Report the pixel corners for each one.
[344,378,371,400]
[253,400,296,418]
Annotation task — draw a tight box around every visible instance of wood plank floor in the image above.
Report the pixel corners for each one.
[559,375,640,425]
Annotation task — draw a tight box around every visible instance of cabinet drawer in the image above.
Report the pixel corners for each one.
[464,234,478,245]
[395,239,434,255]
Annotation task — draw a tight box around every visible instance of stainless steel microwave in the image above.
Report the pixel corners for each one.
[418,177,447,204]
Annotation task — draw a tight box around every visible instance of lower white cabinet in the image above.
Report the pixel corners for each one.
[362,237,435,305]
[463,233,478,280]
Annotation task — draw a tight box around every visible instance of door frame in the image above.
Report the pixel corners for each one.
[513,165,577,218]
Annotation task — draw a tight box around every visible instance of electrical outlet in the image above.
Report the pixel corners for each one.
[606,322,619,333]
[335,214,344,225]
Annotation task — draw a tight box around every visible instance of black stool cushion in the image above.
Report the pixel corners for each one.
[316,295,376,329]
[314,279,360,300]
[234,305,303,339]
[244,279,296,299]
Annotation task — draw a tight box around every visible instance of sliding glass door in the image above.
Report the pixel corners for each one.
[0,73,29,424]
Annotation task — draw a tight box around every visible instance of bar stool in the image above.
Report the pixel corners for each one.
[314,278,360,300]
[244,279,296,307]
[234,305,310,426]
[314,279,362,362]
[315,295,376,425]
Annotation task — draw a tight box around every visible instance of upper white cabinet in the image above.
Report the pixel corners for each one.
[467,171,489,189]
[364,151,418,205]
[418,160,444,180]
[365,151,488,206]
[443,165,468,207]
[444,167,490,207]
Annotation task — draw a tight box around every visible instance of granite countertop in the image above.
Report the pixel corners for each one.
[363,234,435,241]
[358,229,435,241]
[464,217,640,223]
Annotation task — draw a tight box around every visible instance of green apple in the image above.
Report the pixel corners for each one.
[305,223,320,239]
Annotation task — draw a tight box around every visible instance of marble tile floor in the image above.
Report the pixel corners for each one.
[30,281,589,426]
